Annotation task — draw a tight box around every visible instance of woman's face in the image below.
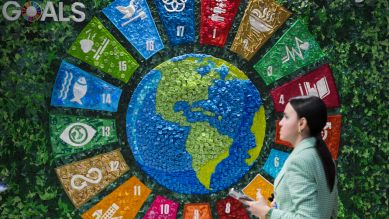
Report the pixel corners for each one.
[279,103,300,144]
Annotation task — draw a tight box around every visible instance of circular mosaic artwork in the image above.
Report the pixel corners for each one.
[126,54,266,194]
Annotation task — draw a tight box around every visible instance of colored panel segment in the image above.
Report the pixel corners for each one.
[144,195,179,219]
[270,64,340,112]
[323,115,342,160]
[275,115,342,159]
[67,17,138,83]
[262,149,289,179]
[50,61,122,112]
[200,0,242,47]
[183,203,212,219]
[50,114,117,158]
[253,19,326,85]
[103,0,164,59]
[82,176,151,219]
[242,174,273,205]
[55,149,129,208]
[230,0,291,60]
[216,197,249,218]
[153,0,195,45]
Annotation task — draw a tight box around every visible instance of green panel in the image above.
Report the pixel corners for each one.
[254,19,326,85]
[50,114,117,158]
[67,17,138,83]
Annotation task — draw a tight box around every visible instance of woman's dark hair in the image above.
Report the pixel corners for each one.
[289,95,336,192]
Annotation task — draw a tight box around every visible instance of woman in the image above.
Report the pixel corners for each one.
[245,95,338,218]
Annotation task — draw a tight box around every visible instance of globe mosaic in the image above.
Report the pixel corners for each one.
[126,54,266,194]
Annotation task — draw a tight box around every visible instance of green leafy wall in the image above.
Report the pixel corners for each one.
[0,0,387,218]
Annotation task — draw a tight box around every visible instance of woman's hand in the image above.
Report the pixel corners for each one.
[244,189,271,218]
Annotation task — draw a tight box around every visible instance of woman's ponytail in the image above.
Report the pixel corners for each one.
[314,133,336,192]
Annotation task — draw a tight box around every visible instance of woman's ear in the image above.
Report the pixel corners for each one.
[299,117,308,131]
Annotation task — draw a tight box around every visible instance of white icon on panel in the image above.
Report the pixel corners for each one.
[70,167,103,190]
[80,32,96,53]
[94,38,110,60]
[92,203,122,219]
[298,77,330,99]
[60,122,96,147]
[70,77,87,105]
[209,0,226,22]
[321,122,332,140]
[249,8,275,33]
[117,0,147,27]
[117,0,136,19]
[59,71,73,101]
[163,0,187,12]
[80,31,110,60]
[209,14,224,22]
[282,37,309,64]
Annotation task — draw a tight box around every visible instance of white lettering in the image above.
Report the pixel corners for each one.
[2,1,85,22]
[134,185,141,196]
[40,2,58,21]
[58,2,69,21]
[177,25,185,37]
[2,1,21,21]
[71,2,85,22]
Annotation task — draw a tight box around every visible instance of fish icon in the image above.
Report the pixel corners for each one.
[71,77,87,105]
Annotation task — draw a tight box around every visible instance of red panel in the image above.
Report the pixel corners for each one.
[216,197,249,218]
[200,0,241,47]
[270,64,340,112]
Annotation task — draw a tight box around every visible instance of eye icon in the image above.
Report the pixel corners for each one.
[60,123,96,147]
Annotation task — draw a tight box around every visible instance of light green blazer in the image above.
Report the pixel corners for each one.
[270,137,338,219]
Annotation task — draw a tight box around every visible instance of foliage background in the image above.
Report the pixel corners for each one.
[0,0,387,218]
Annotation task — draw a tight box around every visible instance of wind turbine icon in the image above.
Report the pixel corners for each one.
[116,0,147,27]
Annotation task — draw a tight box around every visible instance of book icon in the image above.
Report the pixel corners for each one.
[299,76,330,99]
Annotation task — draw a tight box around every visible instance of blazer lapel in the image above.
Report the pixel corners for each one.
[274,137,316,189]
[274,162,287,189]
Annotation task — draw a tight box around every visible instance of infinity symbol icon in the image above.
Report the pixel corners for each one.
[71,167,103,190]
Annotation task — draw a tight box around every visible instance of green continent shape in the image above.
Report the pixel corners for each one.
[155,56,247,189]
[185,123,232,189]
[246,106,266,166]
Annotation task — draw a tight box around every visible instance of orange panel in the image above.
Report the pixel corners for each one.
[183,203,212,219]
[82,176,151,219]
[242,174,274,206]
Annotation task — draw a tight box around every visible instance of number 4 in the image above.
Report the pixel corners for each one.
[279,94,285,105]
